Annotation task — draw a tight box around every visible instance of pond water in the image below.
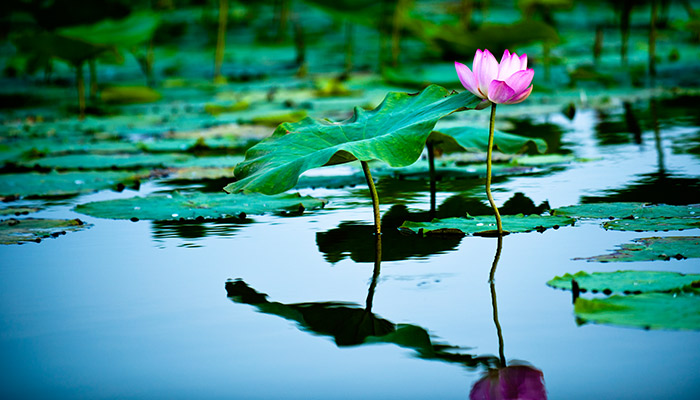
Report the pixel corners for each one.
[1,95,699,399]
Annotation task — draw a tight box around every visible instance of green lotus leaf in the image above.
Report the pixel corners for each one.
[547,271,700,294]
[0,171,147,198]
[553,203,700,219]
[430,127,548,154]
[74,192,326,221]
[513,154,575,166]
[400,214,574,236]
[603,218,700,232]
[225,85,481,195]
[58,11,160,49]
[574,292,700,331]
[0,218,91,245]
[12,32,108,66]
[574,236,700,262]
[0,207,40,216]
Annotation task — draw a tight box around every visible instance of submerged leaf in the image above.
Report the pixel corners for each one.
[225,85,481,194]
[574,292,700,331]
[400,214,574,236]
[74,192,326,221]
[0,218,91,245]
[547,271,700,294]
[431,127,548,154]
[575,236,700,262]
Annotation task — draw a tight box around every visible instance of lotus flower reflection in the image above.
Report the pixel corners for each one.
[470,365,547,400]
[455,49,534,106]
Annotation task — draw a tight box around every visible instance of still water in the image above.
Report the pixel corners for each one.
[1,98,699,399]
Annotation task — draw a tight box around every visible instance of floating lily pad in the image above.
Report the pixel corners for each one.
[553,203,700,219]
[575,236,700,262]
[400,214,574,236]
[225,85,481,194]
[603,218,700,232]
[547,271,700,294]
[574,292,700,331]
[0,207,40,216]
[19,154,244,170]
[513,154,575,166]
[0,171,147,198]
[0,218,91,245]
[100,86,161,105]
[74,192,326,221]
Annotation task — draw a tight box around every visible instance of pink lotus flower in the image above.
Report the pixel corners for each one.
[455,49,534,106]
[469,365,547,400]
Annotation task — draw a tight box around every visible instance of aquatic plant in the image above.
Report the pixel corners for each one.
[455,49,534,235]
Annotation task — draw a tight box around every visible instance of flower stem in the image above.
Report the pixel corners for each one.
[427,140,437,218]
[487,103,503,235]
[361,161,381,235]
[489,235,506,367]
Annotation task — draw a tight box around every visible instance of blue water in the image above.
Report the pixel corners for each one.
[1,101,700,399]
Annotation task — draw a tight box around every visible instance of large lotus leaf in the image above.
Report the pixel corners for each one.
[603,218,700,232]
[400,214,574,236]
[12,32,107,65]
[225,85,481,194]
[0,171,147,197]
[74,192,326,221]
[547,271,700,294]
[575,236,700,263]
[58,12,160,48]
[430,127,548,154]
[553,203,700,219]
[0,218,91,245]
[574,292,700,331]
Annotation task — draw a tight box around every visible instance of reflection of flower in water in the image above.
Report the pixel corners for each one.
[470,364,547,400]
[473,236,547,400]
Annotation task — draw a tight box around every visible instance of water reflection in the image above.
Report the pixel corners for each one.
[226,236,497,369]
[473,236,548,399]
[151,218,248,244]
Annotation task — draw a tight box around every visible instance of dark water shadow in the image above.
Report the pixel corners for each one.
[151,217,250,243]
[226,235,498,370]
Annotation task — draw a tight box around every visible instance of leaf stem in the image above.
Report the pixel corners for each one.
[361,161,381,235]
[487,103,503,235]
[76,63,85,120]
[427,140,437,218]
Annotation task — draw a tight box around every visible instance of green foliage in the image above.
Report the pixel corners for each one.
[574,236,700,263]
[547,271,700,294]
[100,86,161,104]
[0,171,147,198]
[58,11,161,49]
[574,292,700,331]
[0,207,40,216]
[400,214,574,236]
[0,218,91,245]
[12,32,107,67]
[74,192,326,221]
[225,85,481,195]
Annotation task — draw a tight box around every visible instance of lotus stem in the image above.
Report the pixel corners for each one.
[345,22,353,74]
[489,235,505,367]
[215,0,229,81]
[361,161,381,235]
[76,63,85,120]
[427,140,437,218]
[486,103,503,235]
[88,59,98,101]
